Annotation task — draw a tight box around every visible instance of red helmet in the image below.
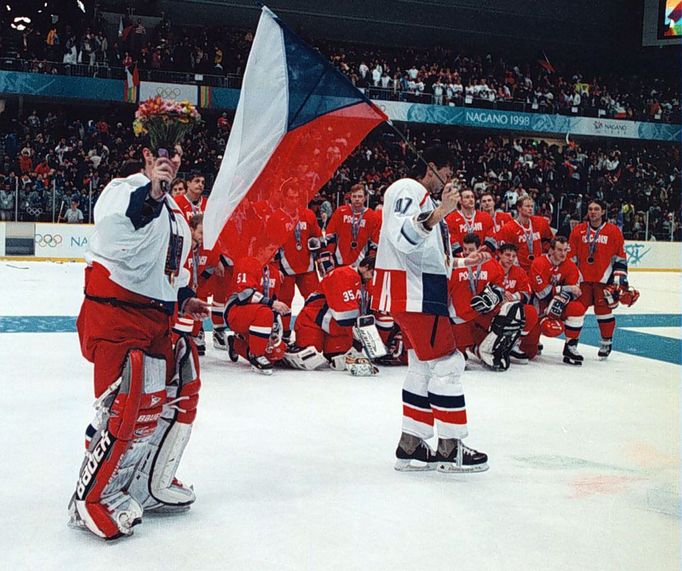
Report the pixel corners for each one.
[540,316,565,338]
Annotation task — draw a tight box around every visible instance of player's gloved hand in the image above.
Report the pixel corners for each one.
[308,237,322,252]
[613,273,629,291]
[471,284,504,314]
[461,248,492,268]
[272,300,290,315]
[182,297,210,320]
[603,284,620,309]
[548,291,571,318]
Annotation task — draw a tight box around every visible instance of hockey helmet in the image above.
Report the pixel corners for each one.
[540,316,565,338]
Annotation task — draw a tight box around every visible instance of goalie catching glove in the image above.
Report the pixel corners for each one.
[470,284,504,314]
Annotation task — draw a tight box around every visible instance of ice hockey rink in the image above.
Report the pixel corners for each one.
[1,261,679,571]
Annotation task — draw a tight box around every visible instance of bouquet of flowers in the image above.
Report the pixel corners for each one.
[133,97,202,152]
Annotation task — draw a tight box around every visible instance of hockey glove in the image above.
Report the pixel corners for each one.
[470,284,504,314]
[547,291,571,318]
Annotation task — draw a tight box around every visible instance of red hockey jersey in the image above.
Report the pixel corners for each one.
[490,211,513,234]
[497,216,553,272]
[501,264,532,303]
[310,265,362,329]
[275,208,322,276]
[231,256,283,302]
[448,259,504,323]
[568,222,627,284]
[326,205,382,266]
[445,209,496,253]
[530,254,581,301]
[174,194,208,224]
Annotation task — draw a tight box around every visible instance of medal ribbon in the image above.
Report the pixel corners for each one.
[294,221,302,249]
[351,207,365,246]
[262,265,271,298]
[516,219,535,258]
[462,211,476,234]
[467,264,482,295]
[586,223,605,261]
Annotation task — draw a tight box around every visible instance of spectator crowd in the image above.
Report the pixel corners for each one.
[0,107,678,241]
[3,8,679,124]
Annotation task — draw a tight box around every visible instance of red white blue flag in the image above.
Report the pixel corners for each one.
[203,6,387,256]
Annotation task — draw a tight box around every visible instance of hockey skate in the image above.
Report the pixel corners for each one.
[68,491,143,540]
[562,339,584,366]
[394,433,437,472]
[598,338,612,360]
[436,439,488,473]
[227,334,239,363]
[212,328,228,351]
[509,339,529,365]
[143,478,194,515]
[248,352,274,375]
[193,329,206,356]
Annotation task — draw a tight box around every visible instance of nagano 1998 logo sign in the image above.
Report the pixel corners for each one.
[624,243,651,266]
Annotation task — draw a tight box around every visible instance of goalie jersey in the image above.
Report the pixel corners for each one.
[371,178,453,317]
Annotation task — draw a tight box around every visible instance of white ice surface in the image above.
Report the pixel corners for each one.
[622,326,682,340]
[0,262,680,571]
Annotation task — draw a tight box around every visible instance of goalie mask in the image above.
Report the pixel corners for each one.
[315,251,335,280]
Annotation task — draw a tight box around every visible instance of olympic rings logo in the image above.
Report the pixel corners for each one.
[35,233,63,247]
[155,87,182,98]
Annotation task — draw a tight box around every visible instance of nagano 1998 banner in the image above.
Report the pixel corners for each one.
[32,223,95,259]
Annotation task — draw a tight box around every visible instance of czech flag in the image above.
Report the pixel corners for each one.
[203,6,387,257]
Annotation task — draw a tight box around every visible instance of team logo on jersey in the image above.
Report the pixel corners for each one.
[458,270,489,281]
[581,234,609,245]
[459,222,483,232]
[343,215,367,227]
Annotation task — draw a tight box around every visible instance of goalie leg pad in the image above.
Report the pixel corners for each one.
[478,302,525,371]
[284,345,329,370]
[353,315,387,359]
[72,350,166,539]
[129,336,200,511]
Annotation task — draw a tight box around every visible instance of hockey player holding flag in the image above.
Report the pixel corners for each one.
[69,98,208,540]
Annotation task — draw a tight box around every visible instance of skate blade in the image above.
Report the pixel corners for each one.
[394,459,437,472]
[562,357,583,366]
[437,462,489,474]
[144,505,191,517]
[251,366,273,375]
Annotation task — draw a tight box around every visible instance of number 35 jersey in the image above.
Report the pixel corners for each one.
[372,178,453,317]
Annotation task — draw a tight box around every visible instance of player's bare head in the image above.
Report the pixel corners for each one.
[462,233,481,255]
[549,236,569,263]
[498,242,518,268]
[517,196,534,218]
[479,192,495,212]
[187,171,205,199]
[588,200,606,224]
[281,178,300,208]
[349,184,365,210]
[171,177,187,197]
[189,213,204,245]
[460,188,476,211]
[418,145,453,194]
[358,254,375,282]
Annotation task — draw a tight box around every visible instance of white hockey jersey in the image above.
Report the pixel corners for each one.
[86,173,191,302]
[371,178,453,316]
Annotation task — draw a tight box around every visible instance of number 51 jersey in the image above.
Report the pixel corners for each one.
[372,178,453,317]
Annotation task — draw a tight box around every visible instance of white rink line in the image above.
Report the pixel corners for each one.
[621,326,682,340]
